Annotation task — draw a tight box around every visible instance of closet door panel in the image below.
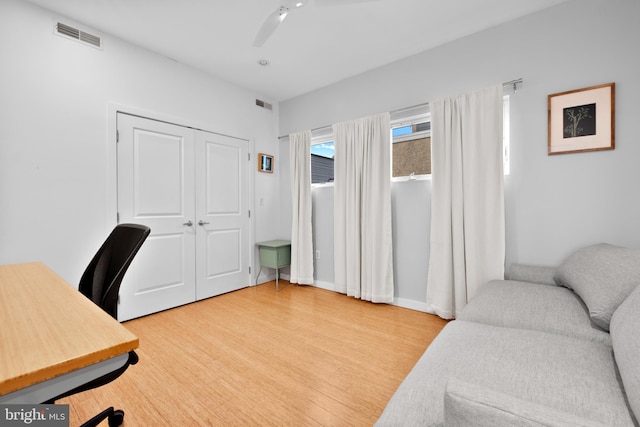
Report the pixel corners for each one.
[195,131,250,300]
[116,113,196,321]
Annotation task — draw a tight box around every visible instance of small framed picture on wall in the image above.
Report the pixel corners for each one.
[548,82,615,155]
[258,153,274,173]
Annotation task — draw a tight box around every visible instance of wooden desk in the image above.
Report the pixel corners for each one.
[0,262,139,403]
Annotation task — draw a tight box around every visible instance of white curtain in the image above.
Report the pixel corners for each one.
[426,85,505,319]
[333,113,394,303]
[289,131,314,284]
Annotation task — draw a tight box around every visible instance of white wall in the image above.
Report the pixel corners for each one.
[0,0,281,285]
[279,0,640,309]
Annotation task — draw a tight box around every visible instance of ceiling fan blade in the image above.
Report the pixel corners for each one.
[253,6,289,47]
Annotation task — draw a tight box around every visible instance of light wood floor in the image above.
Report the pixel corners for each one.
[62,281,448,426]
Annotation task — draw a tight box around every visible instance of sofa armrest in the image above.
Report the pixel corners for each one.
[507,263,557,286]
[443,378,609,427]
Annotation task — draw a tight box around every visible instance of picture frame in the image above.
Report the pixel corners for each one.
[258,153,274,173]
[548,82,615,155]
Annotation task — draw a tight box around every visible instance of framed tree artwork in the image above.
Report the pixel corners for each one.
[548,83,615,155]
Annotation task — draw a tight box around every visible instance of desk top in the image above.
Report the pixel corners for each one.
[256,240,291,248]
[0,262,139,396]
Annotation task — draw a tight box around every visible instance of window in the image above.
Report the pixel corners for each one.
[311,137,334,184]
[389,95,510,180]
[503,95,510,175]
[308,96,510,185]
[391,111,431,180]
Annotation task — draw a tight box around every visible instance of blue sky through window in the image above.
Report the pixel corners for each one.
[310,125,419,159]
[392,125,412,137]
[311,141,335,158]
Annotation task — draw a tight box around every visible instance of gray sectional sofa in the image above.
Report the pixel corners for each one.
[376,243,640,426]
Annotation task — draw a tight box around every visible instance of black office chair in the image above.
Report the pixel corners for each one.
[44,223,150,427]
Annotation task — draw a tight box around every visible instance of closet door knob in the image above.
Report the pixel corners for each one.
[183,220,193,227]
[198,220,210,226]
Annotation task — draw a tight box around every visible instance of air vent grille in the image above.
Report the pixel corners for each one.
[55,22,102,49]
[256,99,273,111]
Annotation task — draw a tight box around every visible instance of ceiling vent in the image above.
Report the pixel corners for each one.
[55,22,102,49]
[256,99,273,111]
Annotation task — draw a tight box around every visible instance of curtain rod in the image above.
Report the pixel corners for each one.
[279,78,523,139]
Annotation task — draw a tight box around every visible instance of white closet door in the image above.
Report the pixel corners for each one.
[195,131,250,300]
[116,113,196,321]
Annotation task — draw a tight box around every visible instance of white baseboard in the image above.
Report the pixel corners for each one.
[393,297,428,313]
[255,273,277,285]
[312,280,336,292]
[255,273,292,286]
[256,276,427,313]
[309,280,427,313]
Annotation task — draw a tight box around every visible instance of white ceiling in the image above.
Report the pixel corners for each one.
[25,0,569,102]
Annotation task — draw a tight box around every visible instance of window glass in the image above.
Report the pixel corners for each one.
[392,137,431,178]
[392,125,413,137]
[392,121,431,179]
[503,95,510,175]
[311,141,334,184]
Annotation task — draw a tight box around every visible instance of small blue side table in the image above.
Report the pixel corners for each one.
[256,240,291,291]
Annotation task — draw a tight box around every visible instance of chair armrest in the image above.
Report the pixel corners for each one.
[443,378,609,427]
[507,263,557,286]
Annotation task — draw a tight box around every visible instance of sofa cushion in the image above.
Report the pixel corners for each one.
[458,280,610,345]
[610,285,640,421]
[508,264,557,286]
[554,243,640,331]
[375,321,635,427]
[444,378,611,427]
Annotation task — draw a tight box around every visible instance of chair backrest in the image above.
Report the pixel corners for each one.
[79,223,150,319]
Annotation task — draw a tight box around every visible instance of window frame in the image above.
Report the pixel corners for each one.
[390,112,432,182]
